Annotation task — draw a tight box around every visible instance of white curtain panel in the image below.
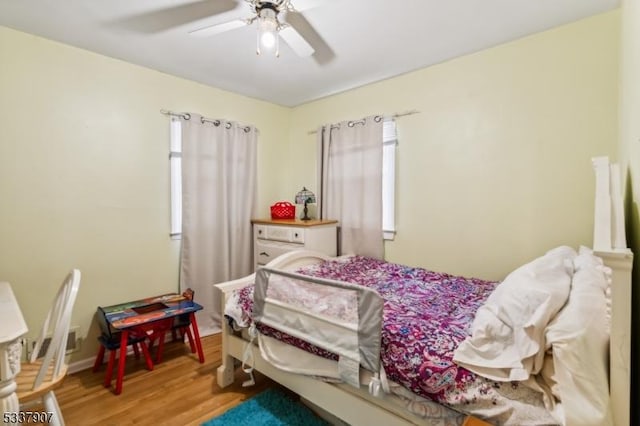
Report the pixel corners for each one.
[317,115,384,259]
[180,115,257,334]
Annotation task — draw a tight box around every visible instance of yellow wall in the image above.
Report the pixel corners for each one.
[289,11,620,280]
[0,10,622,363]
[0,26,290,361]
[619,0,640,421]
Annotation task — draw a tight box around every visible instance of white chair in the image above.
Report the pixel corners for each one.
[15,269,81,426]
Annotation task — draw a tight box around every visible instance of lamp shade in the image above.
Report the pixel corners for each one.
[295,187,316,220]
[295,187,316,204]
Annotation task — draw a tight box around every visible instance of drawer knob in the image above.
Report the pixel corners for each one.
[260,251,270,257]
[258,230,263,234]
[294,232,299,237]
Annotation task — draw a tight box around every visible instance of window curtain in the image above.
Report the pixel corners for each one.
[317,115,384,259]
[180,114,257,334]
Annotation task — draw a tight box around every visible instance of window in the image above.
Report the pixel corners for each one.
[170,118,182,238]
[382,119,397,240]
[170,117,396,240]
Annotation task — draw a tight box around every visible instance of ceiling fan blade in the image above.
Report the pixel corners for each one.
[280,26,315,57]
[189,19,248,37]
[110,0,240,33]
[282,11,334,64]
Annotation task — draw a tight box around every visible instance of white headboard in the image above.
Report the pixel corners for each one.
[592,156,634,426]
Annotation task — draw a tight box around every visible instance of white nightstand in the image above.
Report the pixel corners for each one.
[252,219,338,271]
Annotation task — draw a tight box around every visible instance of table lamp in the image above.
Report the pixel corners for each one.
[295,187,316,221]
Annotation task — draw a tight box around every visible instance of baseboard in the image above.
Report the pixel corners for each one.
[199,326,220,337]
[68,328,219,375]
[69,356,97,374]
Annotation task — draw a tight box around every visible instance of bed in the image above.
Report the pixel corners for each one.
[213,157,633,426]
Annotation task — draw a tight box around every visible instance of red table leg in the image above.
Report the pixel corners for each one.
[92,345,105,372]
[104,350,116,388]
[155,329,166,364]
[140,342,154,371]
[185,327,196,353]
[115,329,128,395]
[188,312,205,363]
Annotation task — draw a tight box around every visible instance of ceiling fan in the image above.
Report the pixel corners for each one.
[188,0,323,57]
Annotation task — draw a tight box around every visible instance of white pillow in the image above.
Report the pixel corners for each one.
[540,251,613,426]
[453,246,575,381]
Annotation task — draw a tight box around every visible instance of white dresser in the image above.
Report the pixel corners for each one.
[252,219,338,270]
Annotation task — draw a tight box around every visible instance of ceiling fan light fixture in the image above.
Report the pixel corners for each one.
[256,5,279,57]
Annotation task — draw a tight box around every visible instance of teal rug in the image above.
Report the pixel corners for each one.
[202,388,330,426]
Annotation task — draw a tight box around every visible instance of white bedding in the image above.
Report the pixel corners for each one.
[539,248,614,426]
[453,246,576,382]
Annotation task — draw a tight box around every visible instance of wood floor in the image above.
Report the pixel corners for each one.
[52,333,274,426]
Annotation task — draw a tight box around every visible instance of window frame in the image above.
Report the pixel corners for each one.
[170,118,182,239]
[382,119,397,240]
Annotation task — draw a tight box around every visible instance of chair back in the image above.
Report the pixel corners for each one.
[29,269,81,389]
[96,306,116,339]
[177,288,195,324]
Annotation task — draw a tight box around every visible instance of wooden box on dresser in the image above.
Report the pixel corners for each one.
[252,219,338,271]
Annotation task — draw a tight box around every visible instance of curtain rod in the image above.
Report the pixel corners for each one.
[160,109,190,119]
[306,110,420,135]
[160,109,257,133]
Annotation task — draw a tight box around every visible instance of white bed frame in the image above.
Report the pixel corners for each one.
[214,157,633,426]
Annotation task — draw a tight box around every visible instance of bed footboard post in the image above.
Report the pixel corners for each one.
[214,283,237,388]
[216,319,236,388]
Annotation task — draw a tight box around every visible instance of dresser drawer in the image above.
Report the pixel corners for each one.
[256,225,305,244]
[252,219,337,271]
[255,240,302,266]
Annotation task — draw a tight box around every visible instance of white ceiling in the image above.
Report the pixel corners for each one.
[0,0,619,107]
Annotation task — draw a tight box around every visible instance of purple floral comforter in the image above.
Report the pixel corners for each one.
[231,256,553,423]
[233,256,493,401]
